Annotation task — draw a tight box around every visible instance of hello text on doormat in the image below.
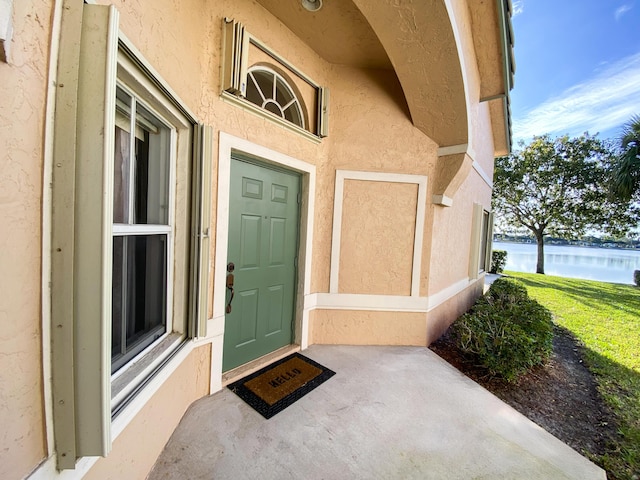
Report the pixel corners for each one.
[228,353,335,419]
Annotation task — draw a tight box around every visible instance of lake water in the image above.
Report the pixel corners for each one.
[492,241,640,285]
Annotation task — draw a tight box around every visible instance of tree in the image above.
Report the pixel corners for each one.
[493,134,638,274]
[610,114,640,201]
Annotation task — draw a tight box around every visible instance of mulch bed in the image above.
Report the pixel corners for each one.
[429,325,619,462]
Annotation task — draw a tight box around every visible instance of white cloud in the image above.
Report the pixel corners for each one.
[615,3,633,20]
[512,51,640,143]
[512,0,524,17]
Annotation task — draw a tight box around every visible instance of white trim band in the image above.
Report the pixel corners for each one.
[437,143,468,157]
[305,276,481,314]
[472,160,493,188]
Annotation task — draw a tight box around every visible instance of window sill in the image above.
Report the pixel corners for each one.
[111,332,186,417]
[221,91,322,145]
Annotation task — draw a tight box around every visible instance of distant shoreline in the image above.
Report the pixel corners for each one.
[492,241,640,284]
[493,239,640,250]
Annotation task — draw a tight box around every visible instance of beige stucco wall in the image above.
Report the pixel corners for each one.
[427,168,493,296]
[0,0,503,477]
[310,310,427,346]
[474,101,499,178]
[325,65,438,297]
[106,0,496,357]
[0,1,53,478]
[424,0,496,295]
[426,280,485,345]
[339,180,418,296]
[451,0,498,179]
[85,345,211,480]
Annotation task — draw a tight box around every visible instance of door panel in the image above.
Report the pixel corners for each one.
[269,217,287,265]
[240,214,261,268]
[223,158,300,371]
[237,288,259,347]
[265,284,285,335]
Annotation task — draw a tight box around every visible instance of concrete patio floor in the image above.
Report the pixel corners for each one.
[148,345,605,480]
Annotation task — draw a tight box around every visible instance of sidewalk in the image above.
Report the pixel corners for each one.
[148,345,605,479]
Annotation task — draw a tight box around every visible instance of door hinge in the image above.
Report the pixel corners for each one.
[294,256,298,268]
[297,192,301,204]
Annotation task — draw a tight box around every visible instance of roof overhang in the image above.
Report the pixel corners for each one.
[470,0,515,155]
[352,0,469,149]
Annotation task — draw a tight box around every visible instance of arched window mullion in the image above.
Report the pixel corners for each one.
[270,71,277,101]
[248,71,267,104]
[245,66,306,130]
[282,98,297,111]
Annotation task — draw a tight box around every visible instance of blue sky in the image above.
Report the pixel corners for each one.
[510,0,640,145]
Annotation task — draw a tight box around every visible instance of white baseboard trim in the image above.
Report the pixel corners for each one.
[426,277,474,311]
[304,277,480,314]
[27,453,98,480]
[306,293,429,312]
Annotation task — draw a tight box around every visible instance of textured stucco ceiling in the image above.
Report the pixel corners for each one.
[257,0,512,154]
[254,0,392,69]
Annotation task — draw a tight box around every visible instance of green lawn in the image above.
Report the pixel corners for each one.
[505,271,640,480]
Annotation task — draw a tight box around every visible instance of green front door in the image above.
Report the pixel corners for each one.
[223,157,300,372]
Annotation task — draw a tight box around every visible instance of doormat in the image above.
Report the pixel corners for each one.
[228,353,335,419]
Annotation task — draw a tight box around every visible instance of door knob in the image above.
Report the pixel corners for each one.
[226,262,235,314]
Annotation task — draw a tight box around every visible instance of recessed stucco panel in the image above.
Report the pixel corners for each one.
[310,310,427,346]
[339,180,417,295]
[84,345,211,480]
[0,0,52,477]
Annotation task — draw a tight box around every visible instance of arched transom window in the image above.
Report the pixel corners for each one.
[245,66,305,129]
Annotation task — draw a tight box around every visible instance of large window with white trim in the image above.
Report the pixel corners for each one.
[479,209,492,273]
[51,4,211,469]
[112,85,174,372]
[469,203,493,278]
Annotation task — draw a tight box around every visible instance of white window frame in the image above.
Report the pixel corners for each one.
[109,52,191,412]
[469,203,493,279]
[50,4,212,470]
[246,66,306,129]
[479,209,493,273]
[220,18,329,140]
[110,82,177,376]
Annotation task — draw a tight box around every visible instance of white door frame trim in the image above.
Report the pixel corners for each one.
[211,132,316,392]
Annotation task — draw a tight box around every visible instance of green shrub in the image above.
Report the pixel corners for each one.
[490,250,507,274]
[452,278,554,382]
[485,277,528,303]
[634,270,640,287]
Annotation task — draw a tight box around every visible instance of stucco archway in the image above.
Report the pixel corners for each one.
[351,0,470,150]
